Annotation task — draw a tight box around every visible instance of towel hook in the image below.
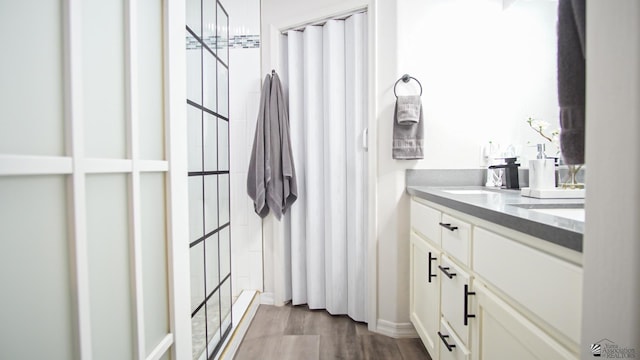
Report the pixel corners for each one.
[394,74,422,97]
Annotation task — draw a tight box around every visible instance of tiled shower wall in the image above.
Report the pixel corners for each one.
[226,0,263,297]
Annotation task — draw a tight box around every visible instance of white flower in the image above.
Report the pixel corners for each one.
[527,117,558,143]
[531,119,550,131]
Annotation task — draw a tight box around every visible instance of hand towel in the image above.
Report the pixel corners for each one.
[392,96,424,160]
[396,95,421,124]
[557,0,586,165]
[247,75,272,218]
[267,73,298,220]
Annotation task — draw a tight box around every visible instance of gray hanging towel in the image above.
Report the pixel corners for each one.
[247,74,272,218]
[557,0,586,165]
[396,95,421,124]
[392,95,424,160]
[267,72,298,219]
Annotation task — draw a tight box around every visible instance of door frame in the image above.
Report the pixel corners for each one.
[262,0,378,331]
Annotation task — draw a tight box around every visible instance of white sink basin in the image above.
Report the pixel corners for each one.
[530,208,585,222]
[442,190,494,195]
[509,203,585,222]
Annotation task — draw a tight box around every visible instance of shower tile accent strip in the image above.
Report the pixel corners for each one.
[229,34,260,48]
[186,34,260,49]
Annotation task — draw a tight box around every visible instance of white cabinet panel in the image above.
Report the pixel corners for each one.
[410,232,441,359]
[411,199,441,245]
[473,227,582,343]
[441,214,471,266]
[472,283,576,360]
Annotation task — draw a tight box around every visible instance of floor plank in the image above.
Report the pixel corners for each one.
[278,335,321,360]
[283,304,307,335]
[234,304,431,360]
[359,335,403,360]
[396,338,432,360]
[234,334,282,360]
[355,322,374,336]
[243,305,291,340]
[319,335,363,360]
[301,309,355,337]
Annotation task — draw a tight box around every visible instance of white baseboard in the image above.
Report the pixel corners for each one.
[375,319,419,339]
[216,290,260,360]
[260,291,274,305]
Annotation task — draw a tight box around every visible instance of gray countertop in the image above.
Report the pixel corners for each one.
[406,186,584,252]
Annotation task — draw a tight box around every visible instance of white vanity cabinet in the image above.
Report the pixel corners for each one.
[409,197,581,360]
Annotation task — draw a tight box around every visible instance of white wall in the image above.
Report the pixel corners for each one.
[582,0,640,355]
[226,0,264,297]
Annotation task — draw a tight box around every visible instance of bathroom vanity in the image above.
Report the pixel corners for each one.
[407,186,583,360]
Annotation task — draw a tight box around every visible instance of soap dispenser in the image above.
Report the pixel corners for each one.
[529,144,556,190]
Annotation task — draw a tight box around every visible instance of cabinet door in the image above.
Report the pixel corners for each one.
[471,283,577,360]
[440,255,472,347]
[410,232,441,359]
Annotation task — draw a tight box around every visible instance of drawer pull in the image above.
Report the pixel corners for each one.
[464,284,476,326]
[439,222,459,231]
[438,265,457,279]
[428,252,437,283]
[437,331,456,352]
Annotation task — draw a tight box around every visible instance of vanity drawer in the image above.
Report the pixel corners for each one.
[473,227,582,343]
[439,318,470,360]
[440,214,471,266]
[411,200,442,246]
[440,255,472,347]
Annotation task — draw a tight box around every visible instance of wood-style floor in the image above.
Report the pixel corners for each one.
[234,304,431,360]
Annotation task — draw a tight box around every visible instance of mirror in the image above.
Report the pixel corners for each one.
[402,0,561,167]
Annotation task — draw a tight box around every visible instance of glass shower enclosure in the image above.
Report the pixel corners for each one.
[186,0,231,358]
